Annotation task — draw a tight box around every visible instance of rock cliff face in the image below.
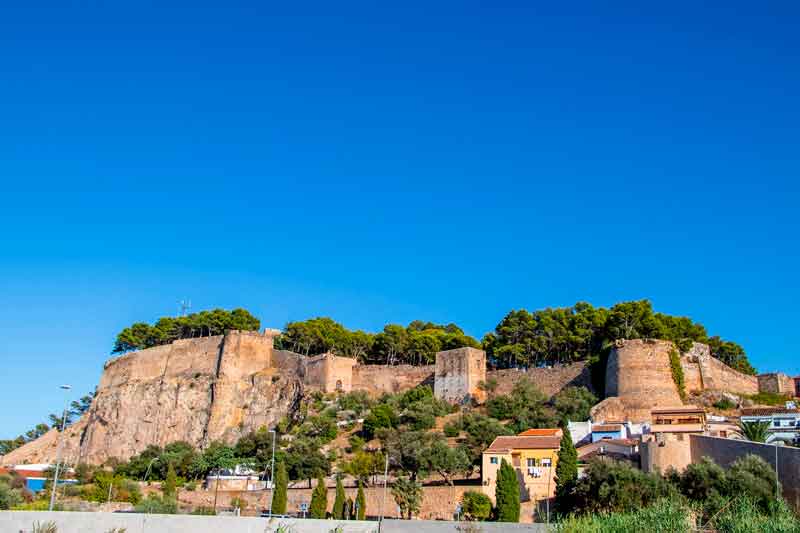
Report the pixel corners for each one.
[2,331,303,466]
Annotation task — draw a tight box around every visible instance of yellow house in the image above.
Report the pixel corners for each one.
[481,433,561,504]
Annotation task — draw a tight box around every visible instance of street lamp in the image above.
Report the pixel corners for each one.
[49,384,72,512]
[267,429,276,517]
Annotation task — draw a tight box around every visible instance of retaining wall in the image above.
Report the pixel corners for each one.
[690,435,800,511]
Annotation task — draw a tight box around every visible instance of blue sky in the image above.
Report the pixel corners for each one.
[1,2,798,438]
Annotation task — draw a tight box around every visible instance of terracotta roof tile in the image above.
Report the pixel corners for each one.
[485,435,561,453]
[592,424,623,433]
[518,428,562,437]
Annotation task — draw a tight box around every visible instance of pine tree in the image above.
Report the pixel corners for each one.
[495,459,520,522]
[309,474,328,519]
[555,426,578,510]
[163,462,177,500]
[356,480,366,520]
[272,461,288,515]
[333,475,346,519]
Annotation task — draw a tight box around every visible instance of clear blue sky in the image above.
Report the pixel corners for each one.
[1,2,798,438]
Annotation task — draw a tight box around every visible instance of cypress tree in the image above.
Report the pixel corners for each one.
[309,474,328,519]
[345,497,354,519]
[163,462,177,500]
[495,459,520,522]
[555,426,578,509]
[272,461,288,515]
[333,476,346,519]
[356,480,366,520]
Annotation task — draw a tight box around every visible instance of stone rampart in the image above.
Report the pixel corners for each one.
[758,373,795,396]
[599,339,683,422]
[434,347,486,403]
[352,364,434,395]
[696,353,758,395]
[488,361,591,397]
[303,353,358,393]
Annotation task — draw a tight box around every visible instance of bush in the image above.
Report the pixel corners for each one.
[711,496,800,533]
[552,386,597,423]
[569,459,677,514]
[362,404,398,440]
[461,491,492,521]
[713,397,737,410]
[183,480,197,491]
[0,482,24,510]
[134,494,178,514]
[748,392,789,406]
[443,421,461,438]
[191,506,216,515]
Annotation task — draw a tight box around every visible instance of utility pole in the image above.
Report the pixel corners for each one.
[268,429,276,517]
[379,454,389,523]
[180,299,191,317]
[49,384,71,512]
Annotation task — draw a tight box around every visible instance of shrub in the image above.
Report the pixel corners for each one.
[191,506,216,515]
[461,491,492,521]
[552,386,598,423]
[570,459,677,514]
[443,421,461,438]
[748,392,790,406]
[713,397,737,410]
[134,494,178,514]
[668,349,686,401]
[362,404,397,440]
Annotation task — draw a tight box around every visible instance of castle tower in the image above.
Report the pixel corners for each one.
[434,347,486,404]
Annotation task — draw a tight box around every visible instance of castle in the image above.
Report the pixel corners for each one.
[1,330,794,466]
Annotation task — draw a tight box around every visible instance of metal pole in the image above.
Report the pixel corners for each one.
[49,385,71,511]
[775,443,780,498]
[379,454,389,523]
[268,429,276,517]
[107,481,113,504]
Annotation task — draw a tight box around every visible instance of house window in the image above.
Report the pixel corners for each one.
[527,458,537,467]
[542,458,552,467]
[490,457,498,464]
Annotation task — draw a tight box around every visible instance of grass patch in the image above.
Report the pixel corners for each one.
[748,392,790,406]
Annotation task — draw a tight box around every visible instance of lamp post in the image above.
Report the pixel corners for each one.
[268,429,276,517]
[49,384,72,511]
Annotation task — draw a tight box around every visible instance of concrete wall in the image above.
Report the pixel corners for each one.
[434,347,486,403]
[690,435,800,511]
[0,512,377,533]
[0,512,548,533]
[179,484,477,522]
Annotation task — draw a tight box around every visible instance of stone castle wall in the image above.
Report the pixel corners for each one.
[695,352,758,395]
[757,373,795,396]
[434,347,486,403]
[352,364,434,395]
[304,353,358,393]
[488,361,592,397]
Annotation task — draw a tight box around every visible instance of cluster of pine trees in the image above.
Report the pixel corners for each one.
[483,300,754,374]
[111,299,754,374]
[276,318,480,365]
[112,308,260,353]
